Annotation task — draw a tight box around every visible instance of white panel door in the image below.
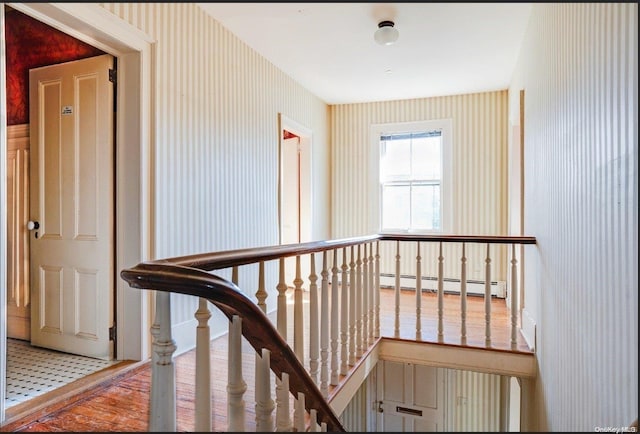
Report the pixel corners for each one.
[281,136,300,245]
[377,361,445,432]
[29,54,114,360]
[281,135,300,286]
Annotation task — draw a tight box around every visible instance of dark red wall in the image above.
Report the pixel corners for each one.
[283,130,299,140]
[5,8,105,125]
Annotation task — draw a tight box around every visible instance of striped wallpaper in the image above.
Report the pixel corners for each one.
[512,2,637,430]
[331,91,508,237]
[331,92,511,282]
[97,3,638,429]
[99,2,331,349]
[446,369,502,432]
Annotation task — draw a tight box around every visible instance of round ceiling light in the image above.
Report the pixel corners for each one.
[374,20,399,46]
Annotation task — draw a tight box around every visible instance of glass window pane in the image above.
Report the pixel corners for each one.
[411,184,441,230]
[382,185,410,229]
[379,127,445,232]
[412,135,441,180]
[381,138,411,181]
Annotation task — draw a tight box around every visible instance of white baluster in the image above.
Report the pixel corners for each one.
[368,243,375,345]
[485,243,492,346]
[275,258,291,429]
[349,245,356,366]
[320,251,329,397]
[437,242,444,342]
[309,254,319,384]
[294,255,304,361]
[340,247,349,376]
[321,422,327,432]
[150,291,176,432]
[256,261,268,313]
[227,315,246,431]
[277,258,288,339]
[255,349,275,432]
[356,244,363,357]
[415,242,422,340]
[394,240,401,338]
[231,260,241,434]
[232,266,238,286]
[149,311,160,429]
[511,243,519,348]
[294,392,306,432]
[460,243,467,345]
[275,373,292,432]
[375,241,381,338]
[362,243,369,352]
[309,409,318,432]
[330,249,340,385]
[195,298,212,432]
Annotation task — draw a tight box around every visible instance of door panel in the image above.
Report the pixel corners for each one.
[281,136,300,245]
[377,360,445,432]
[6,125,31,340]
[29,54,114,359]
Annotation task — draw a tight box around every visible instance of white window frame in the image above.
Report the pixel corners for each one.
[369,119,453,234]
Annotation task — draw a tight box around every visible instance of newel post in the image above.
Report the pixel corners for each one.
[150,291,177,431]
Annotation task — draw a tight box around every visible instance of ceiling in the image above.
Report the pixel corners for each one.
[197,2,533,105]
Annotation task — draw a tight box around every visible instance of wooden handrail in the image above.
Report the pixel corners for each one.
[157,235,380,270]
[121,262,346,432]
[379,234,537,244]
[138,234,536,272]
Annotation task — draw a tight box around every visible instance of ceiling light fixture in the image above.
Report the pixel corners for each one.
[374,20,399,46]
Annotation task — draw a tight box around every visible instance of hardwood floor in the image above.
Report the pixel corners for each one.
[1,288,532,432]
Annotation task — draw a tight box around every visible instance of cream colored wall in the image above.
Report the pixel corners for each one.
[331,92,508,237]
[331,92,511,282]
[99,3,331,351]
[95,5,639,430]
[510,3,637,430]
[446,369,502,431]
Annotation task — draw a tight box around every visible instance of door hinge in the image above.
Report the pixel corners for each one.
[109,325,117,341]
[109,68,117,84]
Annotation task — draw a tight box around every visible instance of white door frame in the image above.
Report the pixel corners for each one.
[0,3,154,421]
[278,113,312,245]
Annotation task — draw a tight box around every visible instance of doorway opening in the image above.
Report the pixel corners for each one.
[1,3,151,422]
[278,113,312,287]
[3,7,117,412]
[4,6,109,345]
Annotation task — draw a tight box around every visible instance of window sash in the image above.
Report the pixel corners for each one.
[381,182,441,231]
[373,118,452,234]
[380,131,443,232]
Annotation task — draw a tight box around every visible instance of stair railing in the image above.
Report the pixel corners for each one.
[120,233,536,432]
[121,235,380,432]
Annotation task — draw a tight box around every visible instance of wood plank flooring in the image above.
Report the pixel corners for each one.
[1,288,532,432]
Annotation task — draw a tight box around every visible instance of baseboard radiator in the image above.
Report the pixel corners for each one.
[378,274,507,298]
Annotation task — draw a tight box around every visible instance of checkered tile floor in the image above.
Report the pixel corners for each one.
[5,338,118,409]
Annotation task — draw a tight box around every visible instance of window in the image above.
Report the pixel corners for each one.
[373,119,452,233]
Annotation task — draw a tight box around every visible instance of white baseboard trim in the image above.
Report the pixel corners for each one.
[378,274,506,298]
